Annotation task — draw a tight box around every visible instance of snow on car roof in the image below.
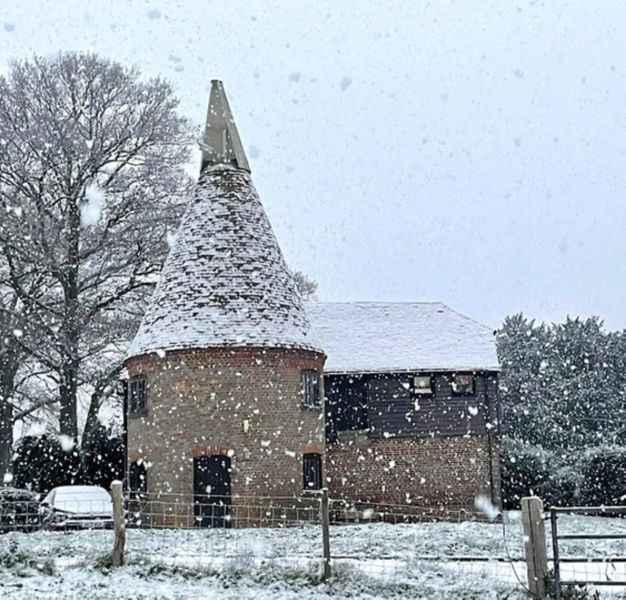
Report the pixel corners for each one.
[53,486,110,497]
[50,486,112,514]
[306,302,499,374]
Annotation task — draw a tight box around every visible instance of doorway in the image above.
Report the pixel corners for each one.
[193,455,232,528]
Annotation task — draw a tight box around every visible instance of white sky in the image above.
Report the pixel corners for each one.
[1,0,625,330]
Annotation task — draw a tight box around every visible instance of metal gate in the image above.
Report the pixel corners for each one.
[550,505,626,599]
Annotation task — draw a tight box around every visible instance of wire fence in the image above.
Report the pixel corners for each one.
[13,495,626,597]
[5,490,626,597]
[127,491,322,529]
[0,487,533,598]
[20,490,626,599]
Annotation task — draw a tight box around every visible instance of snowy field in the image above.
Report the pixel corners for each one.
[1,514,626,599]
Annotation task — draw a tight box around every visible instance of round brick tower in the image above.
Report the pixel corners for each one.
[125,81,325,527]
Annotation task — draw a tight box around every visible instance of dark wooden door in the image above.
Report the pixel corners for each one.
[193,455,231,528]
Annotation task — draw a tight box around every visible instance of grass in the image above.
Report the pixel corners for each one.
[0,518,539,598]
[0,540,55,576]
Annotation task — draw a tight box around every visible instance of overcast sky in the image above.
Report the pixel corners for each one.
[1,0,625,330]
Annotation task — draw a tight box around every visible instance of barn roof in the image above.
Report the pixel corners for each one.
[127,83,322,359]
[306,302,499,374]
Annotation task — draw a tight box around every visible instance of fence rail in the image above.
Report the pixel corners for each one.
[550,504,626,600]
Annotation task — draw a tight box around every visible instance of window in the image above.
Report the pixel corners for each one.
[303,453,322,490]
[301,370,320,408]
[414,375,433,395]
[129,376,147,414]
[451,373,474,395]
[129,461,147,494]
[331,376,368,433]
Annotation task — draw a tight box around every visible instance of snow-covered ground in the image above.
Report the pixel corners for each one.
[1,514,625,599]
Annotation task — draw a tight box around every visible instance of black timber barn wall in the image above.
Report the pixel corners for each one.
[325,372,499,442]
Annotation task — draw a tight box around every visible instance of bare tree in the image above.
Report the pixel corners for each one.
[0,52,193,442]
[0,288,22,478]
[291,270,319,301]
[0,257,53,476]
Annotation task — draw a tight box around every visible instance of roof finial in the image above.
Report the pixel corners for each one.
[200,80,251,173]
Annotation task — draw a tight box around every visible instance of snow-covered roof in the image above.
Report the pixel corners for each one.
[305,302,499,374]
[127,168,322,358]
[128,82,322,359]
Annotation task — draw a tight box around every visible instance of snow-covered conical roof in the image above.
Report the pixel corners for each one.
[128,83,322,358]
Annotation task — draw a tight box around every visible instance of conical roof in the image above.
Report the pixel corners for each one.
[128,82,322,358]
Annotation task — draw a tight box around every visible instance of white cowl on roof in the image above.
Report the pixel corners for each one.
[127,82,322,358]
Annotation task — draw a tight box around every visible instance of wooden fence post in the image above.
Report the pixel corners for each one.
[111,480,126,567]
[320,488,331,581]
[521,496,548,598]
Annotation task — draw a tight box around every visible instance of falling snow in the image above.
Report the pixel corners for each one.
[339,75,352,90]
[0,6,621,599]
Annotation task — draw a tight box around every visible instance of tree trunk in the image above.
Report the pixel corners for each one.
[81,364,124,450]
[81,389,101,451]
[0,402,12,481]
[59,359,78,440]
[58,192,82,441]
[0,347,18,479]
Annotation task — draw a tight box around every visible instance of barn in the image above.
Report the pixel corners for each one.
[307,302,501,512]
[123,81,501,526]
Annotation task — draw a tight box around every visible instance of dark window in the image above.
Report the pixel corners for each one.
[301,370,320,408]
[331,376,368,432]
[451,373,474,395]
[129,376,146,414]
[129,461,147,494]
[303,453,322,490]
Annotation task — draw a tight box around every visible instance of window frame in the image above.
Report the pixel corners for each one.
[302,453,323,491]
[450,372,475,396]
[413,374,434,396]
[129,375,147,416]
[301,369,321,409]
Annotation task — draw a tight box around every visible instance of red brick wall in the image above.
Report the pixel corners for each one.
[125,347,325,507]
[326,433,500,511]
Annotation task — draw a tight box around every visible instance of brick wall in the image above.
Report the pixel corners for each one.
[125,346,326,520]
[326,433,500,511]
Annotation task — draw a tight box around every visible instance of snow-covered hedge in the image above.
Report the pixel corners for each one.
[502,437,626,508]
[580,445,626,506]
[500,437,550,508]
